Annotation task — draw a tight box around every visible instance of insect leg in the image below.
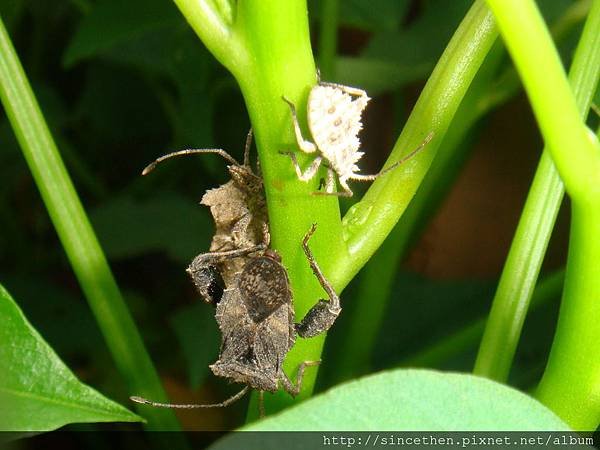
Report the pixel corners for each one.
[280,361,321,397]
[243,128,253,167]
[187,243,266,304]
[312,168,352,197]
[130,385,250,409]
[295,224,342,338]
[349,132,434,182]
[258,390,265,418]
[280,151,323,182]
[281,96,317,154]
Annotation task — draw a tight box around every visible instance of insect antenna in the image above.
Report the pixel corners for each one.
[142,148,241,176]
[130,386,250,409]
[349,131,435,181]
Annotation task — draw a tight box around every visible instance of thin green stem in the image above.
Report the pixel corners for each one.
[0,16,180,432]
[475,0,600,382]
[332,0,498,289]
[318,0,339,79]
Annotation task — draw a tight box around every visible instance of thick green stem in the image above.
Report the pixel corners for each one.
[536,202,600,430]
[174,0,346,416]
[0,16,180,431]
[332,0,498,289]
[484,0,600,430]
[237,0,348,417]
[474,0,600,382]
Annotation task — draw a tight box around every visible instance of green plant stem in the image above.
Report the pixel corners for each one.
[536,199,600,430]
[484,0,600,430]
[334,41,507,381]
[171,0,246,72]
[485,0,600,201]
[331,0,498,289]
[0,16,180,432]
[237,0,350,418]
[318,0,339,79]
[333,0,592,380]
[174,0,347,416]
[177,0,498,413]
[474,0,600,383]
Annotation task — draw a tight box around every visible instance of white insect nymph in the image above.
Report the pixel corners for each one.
[282,81,433,197]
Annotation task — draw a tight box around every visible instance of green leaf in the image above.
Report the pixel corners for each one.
[238,369,570,432]
[0,284,142,431]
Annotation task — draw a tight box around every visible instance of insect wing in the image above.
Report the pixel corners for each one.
[238,257,291,323]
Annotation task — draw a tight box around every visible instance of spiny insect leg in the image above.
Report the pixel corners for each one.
[280,151,323,182]
[243,128,253,167]
[312,168,352,196]
[282,96,317,154]
[280,361,321,397]
[258,390,265,418]
[295,224,342,338]
[188,243,267,272]
[187,243,267,304]
[349,131,434,182]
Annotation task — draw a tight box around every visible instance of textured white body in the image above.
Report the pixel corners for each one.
[307,85,369,181]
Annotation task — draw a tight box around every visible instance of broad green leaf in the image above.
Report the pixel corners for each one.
[2,276,104,361]
[239,370,570,432]
[0,284,141,431]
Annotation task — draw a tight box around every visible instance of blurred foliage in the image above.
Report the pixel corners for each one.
[0,0,589,440]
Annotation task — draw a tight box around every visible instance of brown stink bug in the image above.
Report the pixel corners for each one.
[281,80,434,196]
[131,224,341,416]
